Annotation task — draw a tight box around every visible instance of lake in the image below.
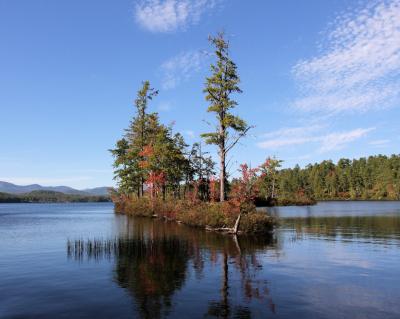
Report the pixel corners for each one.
[0,201,399,318]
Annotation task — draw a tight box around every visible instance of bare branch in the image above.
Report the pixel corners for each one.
[226,156,237,177]
[224,126,253,155]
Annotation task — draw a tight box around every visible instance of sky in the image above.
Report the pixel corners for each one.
[1,0,399,189]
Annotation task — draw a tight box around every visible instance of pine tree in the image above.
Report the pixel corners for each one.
[122,81,159,197]
[202,32,250,201]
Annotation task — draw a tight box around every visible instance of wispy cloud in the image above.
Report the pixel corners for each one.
[257,126,374,152]
[292,0,400,114]
[258,125,322,149]
[319,128,375,152]
[260,125,323,139]
[369,139,390,147]
[160,50,208,89]
[135,0,221,33]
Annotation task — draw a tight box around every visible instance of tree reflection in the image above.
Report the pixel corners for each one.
[67,216,278,318]
[285,215,400,243]
[115,237,189,318]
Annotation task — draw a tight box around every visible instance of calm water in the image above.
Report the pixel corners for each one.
[0,202,399,319]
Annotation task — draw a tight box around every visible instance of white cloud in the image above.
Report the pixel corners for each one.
[369,139,390,146]
[135,0,220,32]
[160,50,208,89]
[292,0,400,113]
[318,128,375,152]
[257,125,322,149]
[257,126,374,153]
[257,136,315,149]
[261,125,323,139]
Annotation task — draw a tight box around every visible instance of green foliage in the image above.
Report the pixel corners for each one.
[185,142,215,201]
[265,154,400,201]
[110,81,193,199]
[258,157,283,199]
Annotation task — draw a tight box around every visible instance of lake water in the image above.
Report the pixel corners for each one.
[0,201,399,318]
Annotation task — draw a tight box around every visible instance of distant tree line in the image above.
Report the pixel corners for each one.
[276,155,400,200]
[0,190,111,203]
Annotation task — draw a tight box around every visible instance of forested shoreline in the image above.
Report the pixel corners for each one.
[0,190,110,203]
[277,155,400,201]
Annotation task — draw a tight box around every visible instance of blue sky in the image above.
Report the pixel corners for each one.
[1,0,399,188]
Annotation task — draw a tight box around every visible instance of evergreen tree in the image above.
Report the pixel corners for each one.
[202,32,250,201]
[269,154,400,201]
[130,81,158,196]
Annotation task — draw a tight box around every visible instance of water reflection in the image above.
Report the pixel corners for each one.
[67,217,277,318]
[283,215,400,244]
[2,203,400,318]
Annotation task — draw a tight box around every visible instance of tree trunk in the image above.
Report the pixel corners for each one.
[220,152,225,201]
[233,212,241,234]
[271,178,275,199]
[140,177,144,197]
[219,122,226,202]
[221,252,229,317]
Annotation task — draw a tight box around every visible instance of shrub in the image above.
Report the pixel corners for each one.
[113,195,276,235]
[240,212,275,234]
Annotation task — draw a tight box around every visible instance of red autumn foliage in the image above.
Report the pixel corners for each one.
[230,164,259,208]
[138,161,149,169]
[186,180,201,204]
[139,145,154,158]
[138,145,154,169]
[209,176,218,202]
[259,158,270,179]
[145,171,165,198]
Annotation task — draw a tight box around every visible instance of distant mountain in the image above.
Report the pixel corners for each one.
[0,181,111,196]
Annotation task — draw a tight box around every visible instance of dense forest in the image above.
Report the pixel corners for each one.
[0,190,111,203]
[277,155,400,201]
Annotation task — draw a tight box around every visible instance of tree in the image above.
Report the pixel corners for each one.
[112,81,190,200]
[259,157,283,199]
[127,81,158,197]
[149,125,189,199]
[110,138,142,195]
[202,32,250,202]
[187,142,215,201]
[230,164,259,234]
